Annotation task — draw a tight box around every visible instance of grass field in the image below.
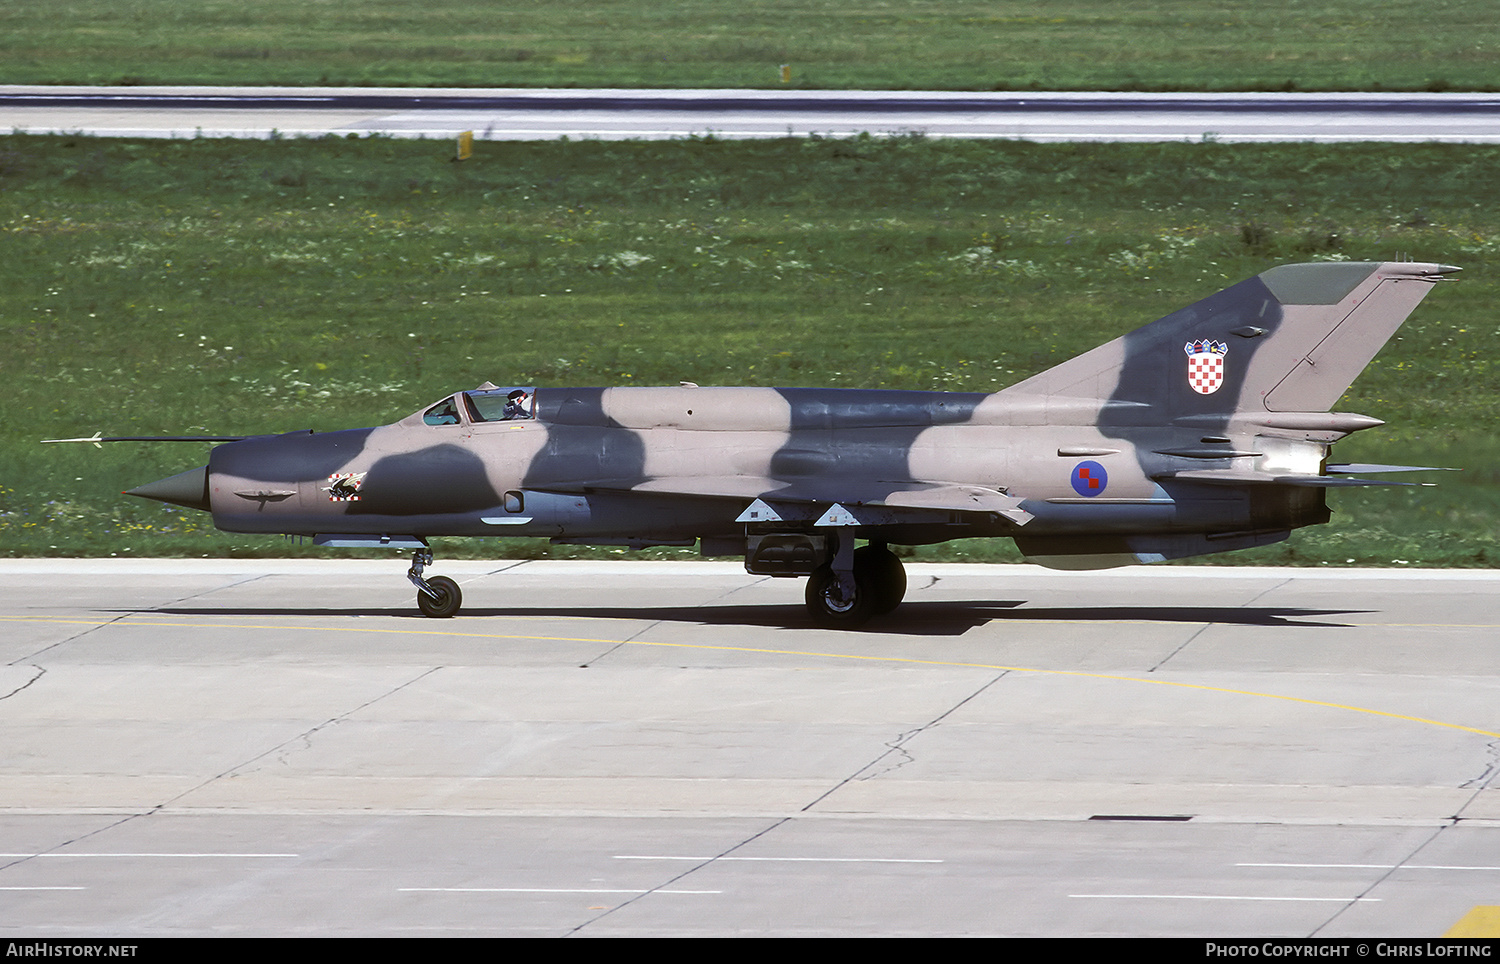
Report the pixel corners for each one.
[3,1,1499,92]
[2,132,1497,565]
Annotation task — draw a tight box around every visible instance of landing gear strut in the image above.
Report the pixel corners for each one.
[408,549,462,618]
[804,539,906,627]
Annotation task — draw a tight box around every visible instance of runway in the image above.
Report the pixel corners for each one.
[7,86,1500,142]
[2,558,1498,937]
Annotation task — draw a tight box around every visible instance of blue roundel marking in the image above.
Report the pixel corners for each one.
[1071,460,1108,497]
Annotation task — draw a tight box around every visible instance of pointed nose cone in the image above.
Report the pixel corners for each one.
[125,465,211,512]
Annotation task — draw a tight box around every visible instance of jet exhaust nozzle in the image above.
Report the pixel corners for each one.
[125,465,211,512]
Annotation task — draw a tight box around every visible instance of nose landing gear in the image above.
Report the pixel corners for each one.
[408,549,462,618]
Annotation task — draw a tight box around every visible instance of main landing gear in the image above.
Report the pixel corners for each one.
[404,539,904,624]
[804,541,907,627]
[408,549,462,618]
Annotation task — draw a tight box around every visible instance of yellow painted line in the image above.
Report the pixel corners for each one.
[1444,906,1500,938]
[0,614,625,646]
[5,613,1500,740]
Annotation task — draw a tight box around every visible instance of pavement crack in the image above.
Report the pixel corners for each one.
[9,574,272,665]
[483,560,534,577]
[859,728,920,780]
[1459,739,1500,791]
[160,665,446,801]
[1149,576,1291,672]
[1310,821,1450,938]
[707,574,774,601]
[0,664,45,700]
[151,573,269,610]
[10,611,136,664]
[0,813,145,877]
[579,574,773,667]
[579,623,661,667]
[561,669,1012,934]
[801,670,1010,811]
[563,817,793,937]
[0,662,44,701]
[1447,736,1500,819]
[1311,752,1500,937]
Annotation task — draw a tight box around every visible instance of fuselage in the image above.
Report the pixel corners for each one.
[203,383,1331,563]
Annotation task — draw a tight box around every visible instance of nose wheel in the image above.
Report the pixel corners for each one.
[408,549,462,617]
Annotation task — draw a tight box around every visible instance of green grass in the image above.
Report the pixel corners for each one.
[2,1,1499,91]
[2,132,1497,565]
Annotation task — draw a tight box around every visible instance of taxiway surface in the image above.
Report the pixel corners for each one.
[2,559,1498,937]
[7,87,1500,142]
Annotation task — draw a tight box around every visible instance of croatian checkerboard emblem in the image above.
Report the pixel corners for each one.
[1071,460,1108,497]
[1184,339,1228,394]
[324,472,366,501]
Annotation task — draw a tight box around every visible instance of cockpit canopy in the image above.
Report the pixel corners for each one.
[422,386,536,426]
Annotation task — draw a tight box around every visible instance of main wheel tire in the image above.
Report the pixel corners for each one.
[855,545,907,615]
[416,575,462,618]
[805,565,874,626]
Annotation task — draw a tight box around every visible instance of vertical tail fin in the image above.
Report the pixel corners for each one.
[1002,261,1457,418]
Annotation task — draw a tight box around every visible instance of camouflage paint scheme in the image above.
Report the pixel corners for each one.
[120,261,1457,623]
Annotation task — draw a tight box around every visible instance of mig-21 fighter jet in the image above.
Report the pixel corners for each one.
[54,260,1457,625]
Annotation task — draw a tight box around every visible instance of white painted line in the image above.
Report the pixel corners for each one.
[614,855,942,863]
[1071,894,1380,901]
[0,852,297,858]
[1239,863,1500,871]
[399,887,720,894]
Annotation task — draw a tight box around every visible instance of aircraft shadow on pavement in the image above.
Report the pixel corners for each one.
[125,602,1365,636]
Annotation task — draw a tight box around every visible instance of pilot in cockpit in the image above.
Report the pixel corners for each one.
[503,389,534,420]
